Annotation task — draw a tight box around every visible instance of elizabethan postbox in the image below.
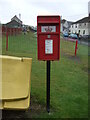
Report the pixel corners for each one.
[37,16,60,61]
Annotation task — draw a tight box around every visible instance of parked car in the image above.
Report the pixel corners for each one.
[78,35,82,40]
[63,33,68,37]
[79,35,90,40]
[82,35,90,39]
[69,33,78,39]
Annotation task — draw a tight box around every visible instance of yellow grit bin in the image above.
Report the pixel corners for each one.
[0,55,32,110]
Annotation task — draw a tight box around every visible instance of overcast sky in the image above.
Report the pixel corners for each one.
[0,0,89,26]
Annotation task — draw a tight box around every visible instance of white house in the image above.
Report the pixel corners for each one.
[69,16,90,36]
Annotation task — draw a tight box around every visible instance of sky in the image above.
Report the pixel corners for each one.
[0,0,89,26]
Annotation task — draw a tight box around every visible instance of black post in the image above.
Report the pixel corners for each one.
[46,60,50,113]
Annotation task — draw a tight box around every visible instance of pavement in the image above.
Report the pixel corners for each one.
[63,37,90,46]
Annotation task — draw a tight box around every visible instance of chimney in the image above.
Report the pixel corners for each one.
[19,13,21,20]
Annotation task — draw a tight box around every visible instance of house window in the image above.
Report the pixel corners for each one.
[78,30,80,34]
[75,24,77,28]
[72,25,73,28]
[83,30,85,35]
[79,24,81,27]
[85,23,86,26]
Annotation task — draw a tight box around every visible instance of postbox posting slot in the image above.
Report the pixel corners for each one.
[38,21,59,24]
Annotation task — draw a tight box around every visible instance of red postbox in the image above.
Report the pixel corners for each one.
[37,16,60,61]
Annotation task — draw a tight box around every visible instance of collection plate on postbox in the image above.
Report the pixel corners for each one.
[37,16,60,61]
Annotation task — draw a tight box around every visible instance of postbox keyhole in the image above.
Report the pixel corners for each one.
[47,35,51,38]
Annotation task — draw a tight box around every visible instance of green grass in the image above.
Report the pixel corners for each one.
[2,32,88,118]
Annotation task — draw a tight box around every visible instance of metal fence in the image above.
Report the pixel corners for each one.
[2,32,78,57]
[2,31,37,59]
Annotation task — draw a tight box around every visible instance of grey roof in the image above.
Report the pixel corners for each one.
[11,15,22,23]
[61,19,74,25]
[73,16,90,24]
[61,19,66,23]
[5,20,22,28]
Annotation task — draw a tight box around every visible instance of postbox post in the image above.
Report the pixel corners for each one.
[46,60,50,113]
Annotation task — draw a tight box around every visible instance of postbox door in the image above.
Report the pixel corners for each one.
[38,34,59,60]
